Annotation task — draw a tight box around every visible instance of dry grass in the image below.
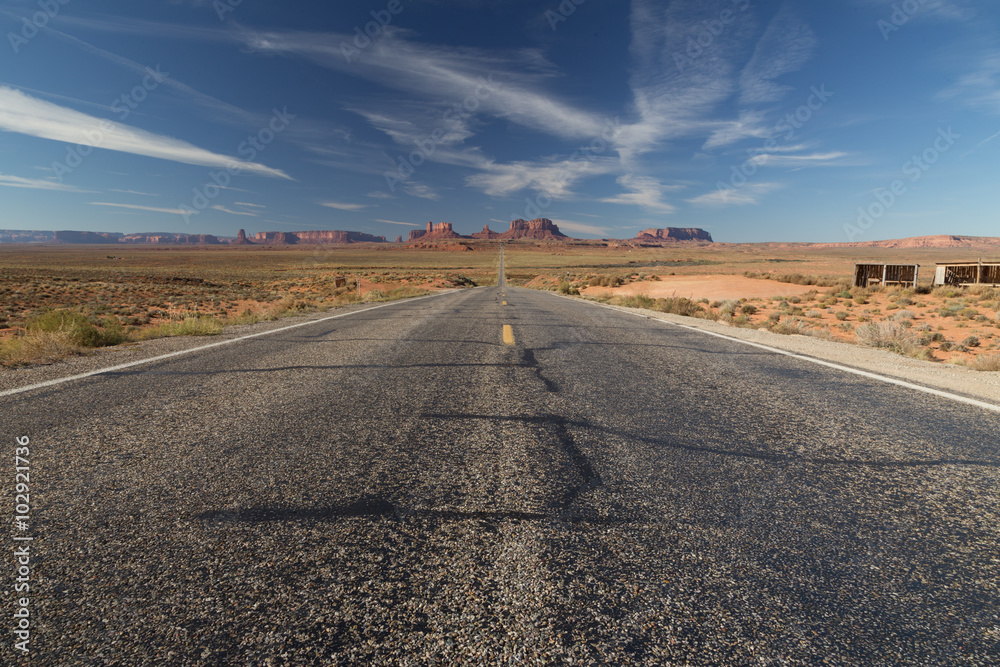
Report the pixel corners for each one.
[970,354,1000,371]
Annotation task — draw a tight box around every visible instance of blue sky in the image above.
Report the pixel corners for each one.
[0,0,998,242]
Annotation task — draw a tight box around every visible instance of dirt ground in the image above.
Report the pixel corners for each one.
[581,274,1000,365]
[582,275,816,300]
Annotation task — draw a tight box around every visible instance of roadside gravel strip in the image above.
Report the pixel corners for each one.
[560,294,1000,410]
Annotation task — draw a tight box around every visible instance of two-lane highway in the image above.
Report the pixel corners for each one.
[3,281,999,664]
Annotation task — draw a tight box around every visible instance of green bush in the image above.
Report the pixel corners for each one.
[26,310,124,347]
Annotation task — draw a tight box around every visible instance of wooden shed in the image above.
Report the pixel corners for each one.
[933,261,1000,287]
[853,263,919,288]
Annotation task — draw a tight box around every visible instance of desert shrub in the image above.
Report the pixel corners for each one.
[614,294,656,309]
[26,310,124,347]
[556,281,579,295]
[740,304,758,315]
[589,275,623,288]
[650,297,704,317]
[806,310,822,318]
[769,317,811,335]
[0,330,80,366]
[970,354,1000,371]
[958,308,979,319]
[961,335,981,348]
[854,320,921,355]
[385,286,429,300]
[718,300,740,317]
[893,309,915,320]
[835,311,849,321]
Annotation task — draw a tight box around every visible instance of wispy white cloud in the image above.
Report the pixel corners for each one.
[238,27,608,140]
[749,151,855,167]
[234,201,266,208]
[686,182,783,207]
[0,173,92,192]
[938,52,1000,115]
[89,202,190,214]
[462,151,618,198]
[0,87,290,178]
[375,219,420,226]
[320,201,368,211]
[211,205,258,216]
[27,21,264,127]
[402,183,439,200]
[109,189,160,196]
[599,175,678,214]
[738,6,817,105]
[550,219,610,237]
[366,191,395,200]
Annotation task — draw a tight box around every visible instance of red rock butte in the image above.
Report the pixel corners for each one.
[408,222,463,242]
[468,219,568,241]
[635,228,713,243]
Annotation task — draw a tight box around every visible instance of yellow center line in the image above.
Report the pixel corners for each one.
[502,324,515,346]
[502,301,507,305]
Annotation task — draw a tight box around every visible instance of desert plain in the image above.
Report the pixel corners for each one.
[2,237,1000,369]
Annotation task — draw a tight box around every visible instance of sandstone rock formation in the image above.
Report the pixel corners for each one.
[250,230,387,244]
[54,230,123,244]
[635,228,713,243]
[230,229,253,245]
[118,233,222,244]
[470,225,502,240]
[395,235,403,244]
[408,222,463,242]
[498,218,567,241]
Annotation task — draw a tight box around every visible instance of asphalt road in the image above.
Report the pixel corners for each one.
[3,281,1000,665]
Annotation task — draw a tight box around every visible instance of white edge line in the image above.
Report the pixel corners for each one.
[548,291,1000,415]
[0,292,457,400]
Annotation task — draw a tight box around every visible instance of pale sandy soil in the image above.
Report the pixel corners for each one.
[583,275,815,300]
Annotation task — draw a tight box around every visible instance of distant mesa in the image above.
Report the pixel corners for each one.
[250,230,387,245]
[0,221,718,246]
[634,228,713,243]
[119,233,222,244]
[408,222,463,242]
[54,230,123,244]
[51,230,226,244]
[499,218,568,241]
